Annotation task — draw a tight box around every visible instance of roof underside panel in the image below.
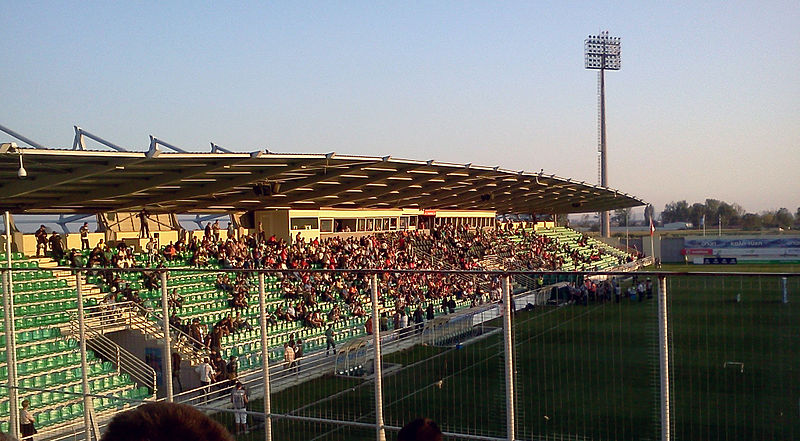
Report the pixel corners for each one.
[0,148,645,214]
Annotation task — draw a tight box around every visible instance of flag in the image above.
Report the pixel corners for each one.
[649,217,656,236]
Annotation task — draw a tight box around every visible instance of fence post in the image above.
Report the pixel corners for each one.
[657,275,671,441]
[2,212,19,440]
[782,277,788,304]
[76,271,94,441]
[257,272,273,441]
[160,271,173,401]
[502,275,516,441]
[371,274,386,441]
[2,270,19,441]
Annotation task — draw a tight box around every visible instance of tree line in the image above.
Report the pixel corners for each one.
[660,199,798,230]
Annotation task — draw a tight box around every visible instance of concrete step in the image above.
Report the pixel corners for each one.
[31,258,59,268]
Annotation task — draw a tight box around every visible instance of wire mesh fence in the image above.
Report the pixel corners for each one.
[2,266,799,441]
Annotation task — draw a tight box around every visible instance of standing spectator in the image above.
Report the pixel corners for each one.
[138,209,150,239]
[35,225,48,257]
[189,319,205,350]
[283,342,296,369]
[230,381,249,435]
[48,231,65,261]
[79,222,90,250]
[204,222,212,239]
[426,304,435,321]
[20,399,37,441]
[381,312,390,332]
[226,356,238,383]
[195,357,215,398]
[637,281,646,303]
[227,222,237,241]
[213,355,228,385]
[212,220,221,241]
[325,324,336,355]
[399,310,409,336]
[365,316,374,335]
[257,221,265,242]
[295,338,304,364]
[146,237,158,265]
[413,305,424,332]
[171,352,183,393]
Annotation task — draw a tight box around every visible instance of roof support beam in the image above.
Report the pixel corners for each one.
[1,158,146,199]
[276,164,422,205]
[190,159,382,208]
[327,169,445,206]
[31,160,239,209]
[113,161,313,211]
[0,123,47,149]
[393,174,502,207]
[371,171,495,207]
[72,126,128,152]
[271,160,382,195]
[423,177,529,209]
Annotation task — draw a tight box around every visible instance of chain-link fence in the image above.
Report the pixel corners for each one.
[2,267,798,441]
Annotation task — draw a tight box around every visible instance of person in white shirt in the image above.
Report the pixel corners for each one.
[195,357,215,400]
[145,238,158,265]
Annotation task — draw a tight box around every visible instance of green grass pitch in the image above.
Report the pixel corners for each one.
[214,270,799,440]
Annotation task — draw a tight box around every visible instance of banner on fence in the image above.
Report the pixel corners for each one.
[683,236,800,263]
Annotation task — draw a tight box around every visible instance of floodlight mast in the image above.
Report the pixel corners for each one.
[585,31,621,238]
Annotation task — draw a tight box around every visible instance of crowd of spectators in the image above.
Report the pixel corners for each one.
[62,220,638,365]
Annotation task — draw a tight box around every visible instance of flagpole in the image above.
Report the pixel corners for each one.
[625,210,629,250]
[650,228,655,260]
[649,215,656,260]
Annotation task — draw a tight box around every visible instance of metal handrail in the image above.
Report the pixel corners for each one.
[127,301,210,362]
[68,312,157,394]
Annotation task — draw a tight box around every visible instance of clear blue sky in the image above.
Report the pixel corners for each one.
[2,1,798,216]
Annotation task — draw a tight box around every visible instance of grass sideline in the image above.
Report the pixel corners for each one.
[213,273,799,441]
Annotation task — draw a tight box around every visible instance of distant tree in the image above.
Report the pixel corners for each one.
[717,202,742,227]
[662,200,689,223]
[612,208,631,226]
[730,203,746,225]
[688,203,707,229]
[578,214,594,226]
[705,199,722,219]
[761,211,776,227]
[796,207,800,226]
[644,204,655,225]
[741,213,762,230]
[774,208,793,229]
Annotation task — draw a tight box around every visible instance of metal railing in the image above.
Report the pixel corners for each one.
[3,264,799,441]
[67,311,157,397]
[126,301,210,363]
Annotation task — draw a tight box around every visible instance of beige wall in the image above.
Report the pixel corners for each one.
[254,210,291,243]
[65,232,106,250]
[431,210,495,219]
[289,208,425,219]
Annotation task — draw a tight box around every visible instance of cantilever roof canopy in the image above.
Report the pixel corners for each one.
[0,146,645,214]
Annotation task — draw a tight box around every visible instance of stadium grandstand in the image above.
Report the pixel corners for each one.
[0,130,651,440]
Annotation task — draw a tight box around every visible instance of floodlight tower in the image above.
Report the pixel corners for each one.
[585,31,621,238]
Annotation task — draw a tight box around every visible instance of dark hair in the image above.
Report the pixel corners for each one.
[100,402,234,441]
[397,418,443,441]
[0,432,19,441]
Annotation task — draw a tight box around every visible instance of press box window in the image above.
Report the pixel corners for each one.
[290,217,319,230]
